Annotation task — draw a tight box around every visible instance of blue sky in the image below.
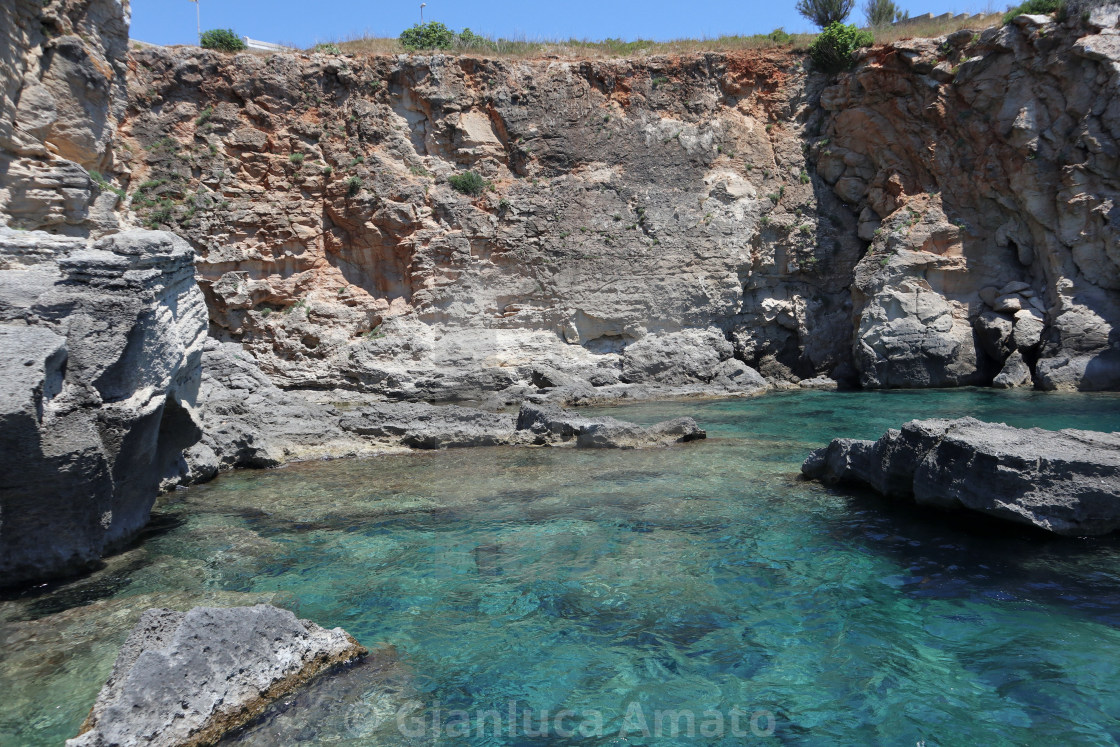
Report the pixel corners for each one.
[131,0,1002,49]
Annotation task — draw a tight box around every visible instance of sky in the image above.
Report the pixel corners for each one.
[130,0,1003,49]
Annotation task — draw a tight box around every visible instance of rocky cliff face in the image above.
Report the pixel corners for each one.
[0,227,207,585]
[0,0,130,234]
[814,9,1120,390]
[119,46,860,400]
[116,11,1120,397]
[0,0,212,586]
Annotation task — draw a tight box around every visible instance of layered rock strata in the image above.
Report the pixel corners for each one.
[115,11,1120,396]
[802,417,1120,535]
[182,342,707,482]
[0,226,207,585]
[0,0,131,234]
[67,604,367,747]
[118,44,858,398]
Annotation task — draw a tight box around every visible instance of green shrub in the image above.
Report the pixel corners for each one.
[289,152,305,165]
[1003,0,1064,23]
[768,28,793,44]
[346,175,362,196]
[313,42,342,54]
[200,29,246,52]
[322,165,333,176]
[195,106,213,126]
[448,171,487,196]
[399,21,456,50]
[457,27,488,49]
[809,22,874,73]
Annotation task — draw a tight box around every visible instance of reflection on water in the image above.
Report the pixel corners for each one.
[4,389,1120,745]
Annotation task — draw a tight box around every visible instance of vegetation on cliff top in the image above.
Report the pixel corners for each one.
[1003,0,1065,23]
[809,22,874,72]
[797,0,857,28]
[200,29,246,52]
[313,13,999,59]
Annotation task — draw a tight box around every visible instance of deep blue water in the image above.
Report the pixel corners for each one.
[4,389,1120,745]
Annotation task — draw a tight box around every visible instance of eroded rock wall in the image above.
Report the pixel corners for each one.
[0,0,131,234]
[118,13,1120,396]
[119,47,863,400]
[814,10,1120,390]
[0,227,208,585]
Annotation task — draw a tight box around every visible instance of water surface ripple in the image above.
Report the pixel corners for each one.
[4,389,1120,745]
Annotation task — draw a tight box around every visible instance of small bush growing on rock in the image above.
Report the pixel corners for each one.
[797,0,855,28]
[289,152,305,165]
[399,21,456,50]
[346,175,362,196]
[195,106,213,126]
[313,42,342,54]
[322,165,333,176]
[809,22,873,73]
[1003,0,1064,23]
[768,28,793,44]
[449,171,487,196]
[200,29,246,52]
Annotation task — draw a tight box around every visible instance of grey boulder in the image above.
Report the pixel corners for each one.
[67,604,367,747]
[802,417,1120,535]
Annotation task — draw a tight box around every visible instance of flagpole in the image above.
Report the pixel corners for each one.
[196,0,200,44]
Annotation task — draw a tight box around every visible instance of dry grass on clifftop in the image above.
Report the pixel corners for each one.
[321,15,1002,60]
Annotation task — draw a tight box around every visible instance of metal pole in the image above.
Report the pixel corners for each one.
[420,3,426,23]
[196,0,201,44]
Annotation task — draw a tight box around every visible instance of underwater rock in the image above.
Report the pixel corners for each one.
[802,417,1120,536]
[67,604,366,747]
[517,401,706,448]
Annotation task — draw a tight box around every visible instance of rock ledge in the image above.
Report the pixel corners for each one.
[802,417,1120,536]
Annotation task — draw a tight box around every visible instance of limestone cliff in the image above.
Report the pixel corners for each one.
[815,9,1120,391]
[119,46,860,400]
[0,0,131,234]
[115,9,1120,397]
[0,0,211,586]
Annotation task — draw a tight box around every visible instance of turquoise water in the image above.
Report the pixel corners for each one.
[5,389,1120,745]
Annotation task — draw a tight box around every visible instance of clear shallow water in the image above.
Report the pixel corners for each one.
[5,389,1120,745]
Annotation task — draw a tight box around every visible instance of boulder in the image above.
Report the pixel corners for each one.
[576,416,706,449]
[1012,308,1045,352]
[802,417,1120,535]
[67,605,366,747]
[0,228,207,586]
[992,349,1032,388]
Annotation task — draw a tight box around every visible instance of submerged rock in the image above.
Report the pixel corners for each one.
[516,401,706,448]
[335,400,706,450]
[67,604,366,747]
[802,417,1120,536]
